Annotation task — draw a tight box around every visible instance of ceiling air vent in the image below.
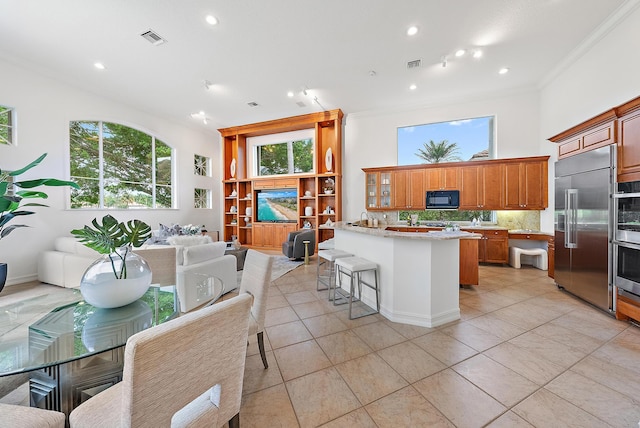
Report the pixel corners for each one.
[140,29,167,46]
[407,59,422,69]
[247,102,259,107]
[296,101,306,107]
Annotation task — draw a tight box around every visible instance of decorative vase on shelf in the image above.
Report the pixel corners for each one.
[325,148,333,172]
[80,249,152,309]
[230,158,236,178]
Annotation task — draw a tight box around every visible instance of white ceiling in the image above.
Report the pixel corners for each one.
[0,0,629,132]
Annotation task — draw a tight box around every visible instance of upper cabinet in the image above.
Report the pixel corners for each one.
[504,160,547,209]
[616,97,640,182]
[363,156,549,212]
[548,95,640,183]
[393,169,425,209]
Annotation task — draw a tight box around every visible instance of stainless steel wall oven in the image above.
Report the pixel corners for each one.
[614,180,640,304]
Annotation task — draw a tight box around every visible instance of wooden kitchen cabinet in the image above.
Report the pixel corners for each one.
[252,223,297,248]
[504,160,547,209]
[425,167,459,190]
[463,229,508,264]
[365,171,392,210]
[459,164,504,210]
[547,236,555,279]
[616,98,640,182]
[549,111,616,160]
[393,169,425,209]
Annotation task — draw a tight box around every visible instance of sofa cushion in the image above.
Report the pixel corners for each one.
[166,235,212,247]
[54,236,100,258]
[182,242,226,267]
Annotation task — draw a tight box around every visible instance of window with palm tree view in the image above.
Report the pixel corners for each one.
[69,121,173,209]
[397,116,495,222]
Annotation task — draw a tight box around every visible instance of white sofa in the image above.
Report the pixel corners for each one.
[38,237,238,312]
[38,237,101,288]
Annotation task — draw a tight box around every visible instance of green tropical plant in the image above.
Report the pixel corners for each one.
[1,153,79,240]
[71,214,151,279]
[415,140,462,163]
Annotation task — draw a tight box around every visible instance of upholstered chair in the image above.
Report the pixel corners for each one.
[282,229,316,260]
[68,294,252,428]
[133,247,177,286]
[238,249,274,369]
[0,403,66,428]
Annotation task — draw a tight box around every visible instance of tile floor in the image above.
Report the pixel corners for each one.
[2,261,640,427]
[233,261,640,428]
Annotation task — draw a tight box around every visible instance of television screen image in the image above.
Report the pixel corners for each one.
[256,189,298,222]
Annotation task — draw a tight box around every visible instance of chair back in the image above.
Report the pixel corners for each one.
[133,247,177,286]
[238,249,273,332]
[121,293,252,427]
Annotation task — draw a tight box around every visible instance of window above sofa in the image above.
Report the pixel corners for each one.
[69,121,174,209]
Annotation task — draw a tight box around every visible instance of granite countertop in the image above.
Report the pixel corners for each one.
[333,222,482,240]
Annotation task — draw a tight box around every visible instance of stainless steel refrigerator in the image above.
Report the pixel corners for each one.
[554,145,613,312]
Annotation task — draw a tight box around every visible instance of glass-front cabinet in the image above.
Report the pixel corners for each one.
[364,171,391,210]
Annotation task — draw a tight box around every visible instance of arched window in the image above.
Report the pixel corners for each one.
[69,121,173,209]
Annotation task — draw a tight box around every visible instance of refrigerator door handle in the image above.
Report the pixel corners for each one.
[566,189,578,249]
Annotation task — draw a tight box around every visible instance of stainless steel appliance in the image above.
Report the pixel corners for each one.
[613,180,640,304]
[425,190,459,210]
[554,145,614,312]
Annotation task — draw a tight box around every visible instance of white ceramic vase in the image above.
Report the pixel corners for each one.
[80,249,152,309]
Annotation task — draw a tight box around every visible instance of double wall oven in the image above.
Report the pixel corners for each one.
[614,180,640,305]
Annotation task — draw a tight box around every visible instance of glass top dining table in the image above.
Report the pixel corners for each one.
[0,276,224,377]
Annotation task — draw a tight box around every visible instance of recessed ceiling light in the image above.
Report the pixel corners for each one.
[409,84,417,90]
[473,50,483,58]
[455,49,466,57]
[287,91,294,97]
[407,26,418,36]
[94,62,106,70]
[499,67,510,74]
[205,15,218,25]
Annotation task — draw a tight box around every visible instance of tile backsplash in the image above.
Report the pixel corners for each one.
[496,210,541,231]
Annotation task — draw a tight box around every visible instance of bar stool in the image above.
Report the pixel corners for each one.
[317,249,353,297]
[334,256,379,319]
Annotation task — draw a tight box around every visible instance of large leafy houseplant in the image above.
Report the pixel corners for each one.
[71,214,151,279]
[1,153,79,240]
[0,153,78,291]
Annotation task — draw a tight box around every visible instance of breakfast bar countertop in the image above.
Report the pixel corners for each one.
[333,222,481,240]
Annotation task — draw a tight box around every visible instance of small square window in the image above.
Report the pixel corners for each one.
[0,105,15,145]
[194,188,211,209]
[194,154,210,176]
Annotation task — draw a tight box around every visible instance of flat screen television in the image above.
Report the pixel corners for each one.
[256,188,298,222]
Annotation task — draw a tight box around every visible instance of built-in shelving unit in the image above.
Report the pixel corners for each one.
[219,109,343,248]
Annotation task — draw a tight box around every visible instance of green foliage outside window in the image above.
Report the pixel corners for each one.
[70,121,173,209]
[398,210,492,222]
[257,139,313,176]
[0,105,14,145]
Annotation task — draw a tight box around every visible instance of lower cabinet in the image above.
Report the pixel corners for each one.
[463,229,508,264]
[547,236,555,279]
[252,223,298,248]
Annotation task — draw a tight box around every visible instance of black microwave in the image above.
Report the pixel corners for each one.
[425,190,460,210]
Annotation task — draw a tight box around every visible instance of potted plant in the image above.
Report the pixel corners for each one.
[71,214,152,308]
[0,153,79,292]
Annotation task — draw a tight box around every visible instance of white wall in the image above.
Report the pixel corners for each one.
[342,90,541,222]
[539,3,640,231]
[0,58,221,285]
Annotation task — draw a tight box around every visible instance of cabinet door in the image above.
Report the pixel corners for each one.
[484,231,508,263]
[504,163,522,209]
[392,170,409,209]
[441,167,459,189]
[366,172,378,208]
[505,161,545,209]
[459,166,481,209]
[425,168,442,190]
[408,169,426,209]
[618,110,640,181]
[481,163,504,209]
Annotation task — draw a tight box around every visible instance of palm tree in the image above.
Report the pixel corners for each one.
[415,140,462,163]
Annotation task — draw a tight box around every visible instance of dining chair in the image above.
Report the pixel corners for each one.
[0,403,66,428]
[68,293,252,428]
[133,247,177,286]
[238,249,274,369]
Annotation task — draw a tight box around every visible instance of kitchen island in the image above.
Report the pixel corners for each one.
[333,223,481,327]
